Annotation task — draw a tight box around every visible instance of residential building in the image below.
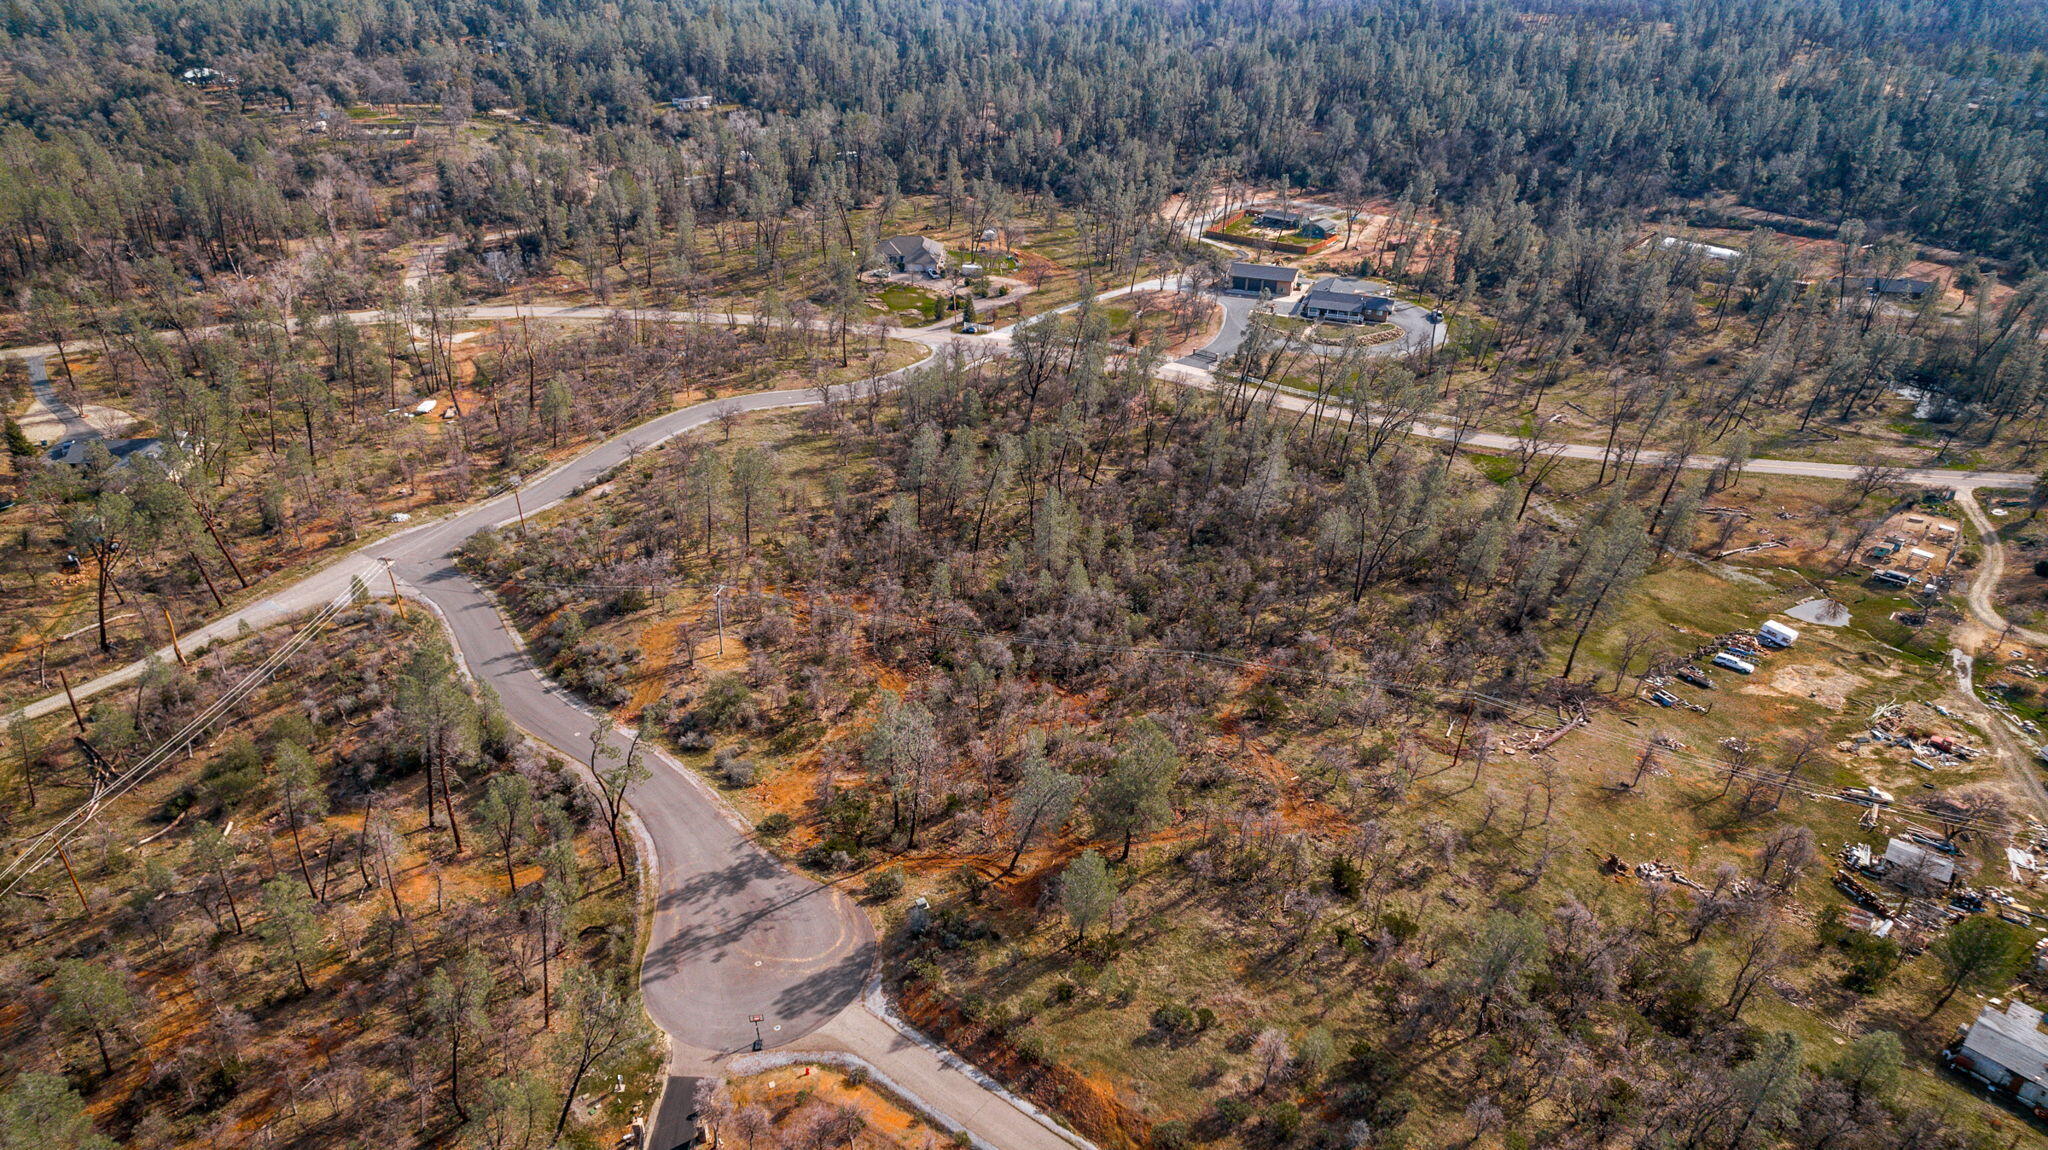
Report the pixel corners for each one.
[1947,999,2048,1110]
[1253,205,1338,239]
[1255,206,1307,230]
[1228,262,1298,296]
[1840,275,1938,299]
[1299,277,1396,324]
[671,95,715,111]
[878,235,947,275]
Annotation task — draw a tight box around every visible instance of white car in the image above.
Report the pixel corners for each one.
[1711,651,1756,675]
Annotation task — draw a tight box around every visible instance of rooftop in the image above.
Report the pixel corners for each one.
[1962,999,2048,1093]
[1301,289,1392,312]
[1229,261,1297,280]
[878,234,946,259]
[1881,837,1956,886]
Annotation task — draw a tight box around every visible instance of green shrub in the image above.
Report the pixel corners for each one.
[695,672,759,730]
[199,736,264,809]
[756,812,794,837]
[1213,1099,1253,1127]
[1262,1102,1302,1139]
[1330,856,1363,899]
[861,866,906,901]
[1150,1003,1199,1036]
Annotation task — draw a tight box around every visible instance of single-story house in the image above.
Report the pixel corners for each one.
[1299,278,1396,324]
[878,235,947,275]
[1655,236,1742,261]
[1255,207,1307,230]
[1948,999,2048,1109]
[670,95,715,111]
[1880,837,1956,891]
[1253,206,1338,239]
[46,437,167,469]
[1228,262,1298,296]
[1841,275,1937,300]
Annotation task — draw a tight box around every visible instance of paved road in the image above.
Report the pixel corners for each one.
[1149,367,2036,490]
[1177,292,1261,366]
[5,298,2039,1149]
[3,324,1102,1150]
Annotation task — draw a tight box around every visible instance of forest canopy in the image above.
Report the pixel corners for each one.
[3,0,2048,300]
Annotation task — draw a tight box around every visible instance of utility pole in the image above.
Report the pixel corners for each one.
[162,606,186,666]
[56,841,88,913]
[714,586,727,656]
[59,670,84,732]
[510,478,528,534]
[380,558,406,618]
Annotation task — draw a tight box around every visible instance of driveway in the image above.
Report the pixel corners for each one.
[16,354,138,447]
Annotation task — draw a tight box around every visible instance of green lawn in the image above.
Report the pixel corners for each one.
[872,282,941,319]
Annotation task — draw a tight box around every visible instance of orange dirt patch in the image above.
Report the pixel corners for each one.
[732,1063,940,1149]
[629,618,685,715]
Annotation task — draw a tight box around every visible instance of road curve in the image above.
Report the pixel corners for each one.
[4,301,2040,1149]
[375,386,881,1062]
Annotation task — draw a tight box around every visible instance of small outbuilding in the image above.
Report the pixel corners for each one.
[1880,837,1956,891]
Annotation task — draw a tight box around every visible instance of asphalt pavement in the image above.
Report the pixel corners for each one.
[3,298,2037,1150]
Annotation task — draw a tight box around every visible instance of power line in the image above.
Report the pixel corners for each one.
[0,579,366,900]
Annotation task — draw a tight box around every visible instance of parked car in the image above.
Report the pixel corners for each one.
[1711,651,1756,674]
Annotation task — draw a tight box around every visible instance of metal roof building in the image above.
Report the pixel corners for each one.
[1950,999,2048,1108]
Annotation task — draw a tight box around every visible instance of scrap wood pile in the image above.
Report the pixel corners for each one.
[1497,700,1588,757]
[1596,851,1709,893]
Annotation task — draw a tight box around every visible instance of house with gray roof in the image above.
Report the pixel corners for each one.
[878,235,947,275]
[1948,999,2048,1108]
[1299,277,1396,324]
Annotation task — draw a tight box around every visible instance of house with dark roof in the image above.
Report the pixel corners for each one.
[1228,262,1298,296]
[1841,275,1937,300]
[1948,999,2048,1109]
[1255,206,1307,230]
[878,235,947,275]
[1299,277,1396,324]
[46,437,167,469]
[1254,205,1338,240]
